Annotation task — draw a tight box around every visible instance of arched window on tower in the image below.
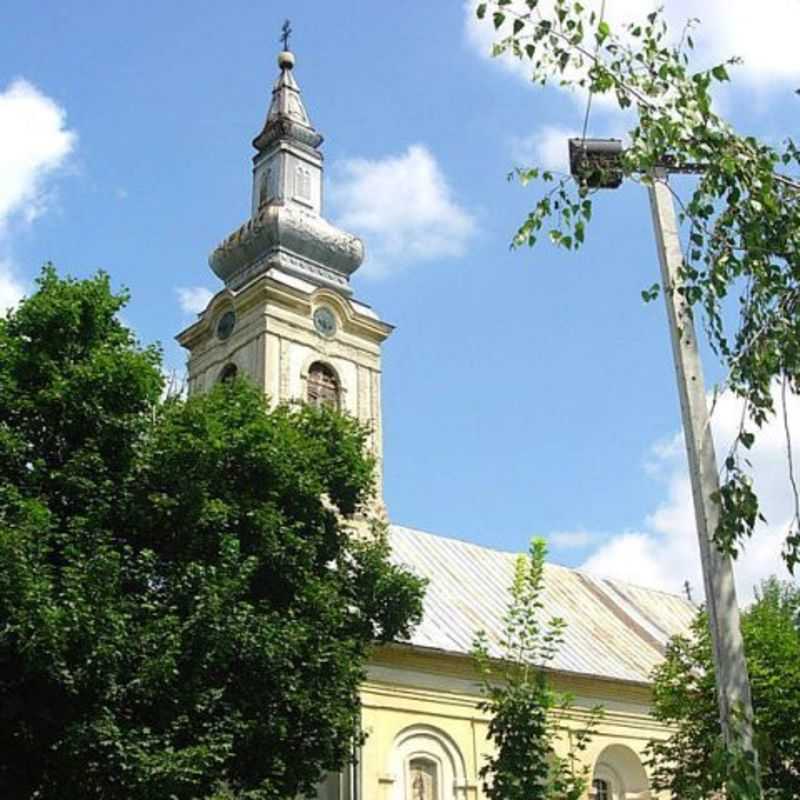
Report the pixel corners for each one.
[219,363,238,384]
[592,778,610,800]
[307,361,339,409]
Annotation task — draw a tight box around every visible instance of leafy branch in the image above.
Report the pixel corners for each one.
[476,0,800,571]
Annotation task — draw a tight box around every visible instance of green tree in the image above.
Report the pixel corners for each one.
[472,538,601,800]
[647,578,800,799]
[0,266,425,800]
[474,0,800,571]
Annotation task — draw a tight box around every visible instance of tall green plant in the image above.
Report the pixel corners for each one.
[472,538,601,800]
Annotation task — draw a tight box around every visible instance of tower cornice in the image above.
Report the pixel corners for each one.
[176,271,393,353]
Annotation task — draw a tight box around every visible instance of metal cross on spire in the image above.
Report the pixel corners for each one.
[280,19,292,51]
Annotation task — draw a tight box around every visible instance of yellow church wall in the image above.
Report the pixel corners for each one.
[360,644,672,800]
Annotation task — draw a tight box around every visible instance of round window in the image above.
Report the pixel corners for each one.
[216,310,236,340]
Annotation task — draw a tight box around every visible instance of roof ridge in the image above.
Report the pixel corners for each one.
[389,523,521,558]
[388,522,693,605]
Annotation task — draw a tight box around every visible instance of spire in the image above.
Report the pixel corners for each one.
[252,47,323,155]
[207,34,364,295]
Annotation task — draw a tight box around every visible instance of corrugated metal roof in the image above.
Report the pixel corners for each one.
[388,525,697,685]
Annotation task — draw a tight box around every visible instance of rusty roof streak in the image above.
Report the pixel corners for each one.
[388,525,696,685]
[573,572,666,658]
[600,579,679,644]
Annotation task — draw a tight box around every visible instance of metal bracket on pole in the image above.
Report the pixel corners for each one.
[648,169,757,759]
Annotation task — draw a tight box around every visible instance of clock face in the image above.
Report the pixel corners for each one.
[313,306,336,337]
[216,310,236,341]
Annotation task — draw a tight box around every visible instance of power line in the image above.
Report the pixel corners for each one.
[580,0,606,144]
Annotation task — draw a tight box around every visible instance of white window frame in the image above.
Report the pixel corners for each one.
[388,725,467,800]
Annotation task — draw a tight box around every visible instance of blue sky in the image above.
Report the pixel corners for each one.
[2,0,799,598]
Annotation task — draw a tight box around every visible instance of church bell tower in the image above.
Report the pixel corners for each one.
[176,43,392,497]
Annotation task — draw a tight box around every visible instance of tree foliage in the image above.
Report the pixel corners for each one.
[475,0,800,571]
[472,538,601,800]
[647,578,800,800]
[0,266,425,799]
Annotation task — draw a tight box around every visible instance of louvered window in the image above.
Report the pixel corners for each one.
[307,362,339,409]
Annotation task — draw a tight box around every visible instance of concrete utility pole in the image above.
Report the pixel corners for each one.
[648,169,757,755]
[567,138,758,771]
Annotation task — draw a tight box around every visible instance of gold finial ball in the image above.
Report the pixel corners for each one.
[278,50,295,70]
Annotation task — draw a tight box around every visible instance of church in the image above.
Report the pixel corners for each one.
[176,43,696,800]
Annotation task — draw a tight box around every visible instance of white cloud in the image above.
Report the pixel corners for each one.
[176,286,213,314]
[463,0,537,84]
[578,385,800,602]
[690,0,800,86]
[548,529,595,548]
[463,0,800,101]
[511,126,580,172]
[0,79,76,315]
[330,145,476,278]
[508,120,632,175]
[0,79,75,234]
[0,259,25,316]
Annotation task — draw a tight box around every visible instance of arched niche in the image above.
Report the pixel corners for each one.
[592,743,651,800]
[388,724,468,800]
